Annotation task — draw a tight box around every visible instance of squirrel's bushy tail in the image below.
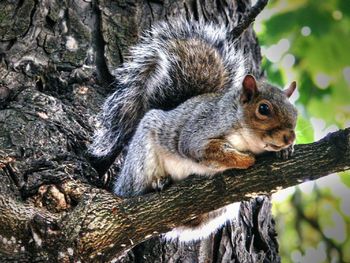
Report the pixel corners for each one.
[89,79,145,160]
[89,22,173,169]
[89,19,246,173]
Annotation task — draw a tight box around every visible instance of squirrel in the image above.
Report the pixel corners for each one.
[89,19,298,242]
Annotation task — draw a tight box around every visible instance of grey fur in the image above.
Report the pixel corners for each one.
[90,19,246,161]
[114,83,297,196]
[90,19,298,242]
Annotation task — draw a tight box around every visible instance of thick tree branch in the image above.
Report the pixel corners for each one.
[13,127,347,261]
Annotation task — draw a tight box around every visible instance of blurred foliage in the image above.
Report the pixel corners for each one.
[256,0,350,262]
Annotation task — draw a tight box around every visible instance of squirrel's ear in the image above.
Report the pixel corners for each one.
[284,81,297,98]
[241,74,258,103]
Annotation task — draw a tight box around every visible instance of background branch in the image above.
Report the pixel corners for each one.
[229,0,269,40]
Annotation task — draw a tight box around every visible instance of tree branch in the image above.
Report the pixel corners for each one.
[229,0,269,40]
[27,127,350,261]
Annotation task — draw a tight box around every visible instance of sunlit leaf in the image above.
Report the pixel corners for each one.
[339,171,350,188]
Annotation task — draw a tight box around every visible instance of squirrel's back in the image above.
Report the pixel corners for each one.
[90,19,246,174]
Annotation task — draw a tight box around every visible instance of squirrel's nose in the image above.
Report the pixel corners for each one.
[283,130,295,145]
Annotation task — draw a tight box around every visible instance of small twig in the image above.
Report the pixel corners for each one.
[229,0,269,40]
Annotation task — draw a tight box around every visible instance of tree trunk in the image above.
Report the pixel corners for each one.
[1,0,349,262]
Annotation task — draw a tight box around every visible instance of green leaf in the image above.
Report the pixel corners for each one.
[296,115,314,144]
[339,171,350,188]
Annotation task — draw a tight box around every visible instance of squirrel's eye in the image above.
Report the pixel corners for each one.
[258,103,270,116]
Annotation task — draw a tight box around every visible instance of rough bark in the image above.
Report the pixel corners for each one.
[1,0,348,262]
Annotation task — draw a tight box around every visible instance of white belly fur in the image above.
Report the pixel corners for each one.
[162,151,218,181]
[226,130,266,154]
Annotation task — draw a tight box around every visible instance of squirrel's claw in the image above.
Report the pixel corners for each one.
[275,144,294,160]
[152,177,172,192]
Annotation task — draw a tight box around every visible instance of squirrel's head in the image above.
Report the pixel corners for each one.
[239,74,298,153]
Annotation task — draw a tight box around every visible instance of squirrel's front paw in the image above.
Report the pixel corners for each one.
[233,149,256,169]
[151,177,172,192]
[275,144,294,160]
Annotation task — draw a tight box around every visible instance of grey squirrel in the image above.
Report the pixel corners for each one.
[90,19,298,241]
